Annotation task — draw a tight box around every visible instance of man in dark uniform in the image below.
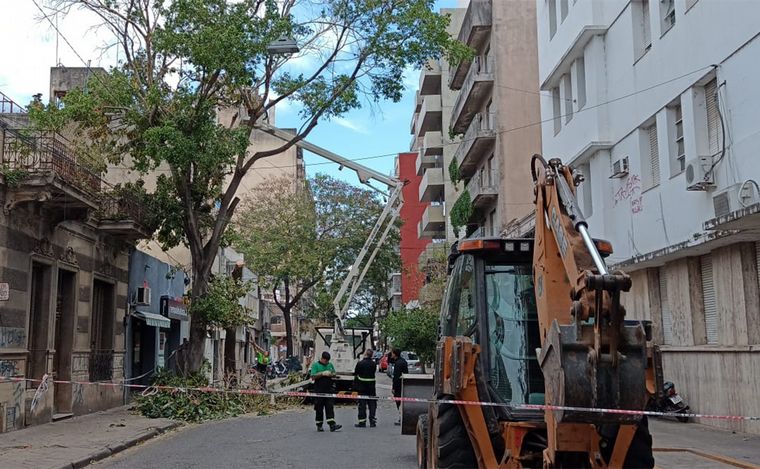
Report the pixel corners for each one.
[391,348,408,426]
[353,349,377,428]
[310,351,342,432]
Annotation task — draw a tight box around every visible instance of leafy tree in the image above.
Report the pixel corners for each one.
[36,0,468,371]
[233,174,397,356]
[381,306,438,371]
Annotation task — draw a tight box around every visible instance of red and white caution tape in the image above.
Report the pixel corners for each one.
[2,376,758,422]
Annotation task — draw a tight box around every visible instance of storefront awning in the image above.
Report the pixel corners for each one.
[133,310,171,329]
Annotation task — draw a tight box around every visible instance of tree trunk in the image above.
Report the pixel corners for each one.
[185,266,211,375]
[283,277,294,357]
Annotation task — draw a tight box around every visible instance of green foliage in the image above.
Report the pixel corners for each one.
[448,157,461,185]
[190,275,253,328]
[450,190,473,236]
[381,307,438,366]
[0,166,28,187]
[345,312,373,329]
[134,368,296,422]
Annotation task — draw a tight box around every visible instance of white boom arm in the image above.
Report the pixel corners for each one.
[257,124,403,372]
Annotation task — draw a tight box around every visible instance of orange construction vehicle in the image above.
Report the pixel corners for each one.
[415,155,655,468]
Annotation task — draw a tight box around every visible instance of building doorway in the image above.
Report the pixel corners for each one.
[53,269,76,414]
[90,279,115,381]
[27,262,53,389]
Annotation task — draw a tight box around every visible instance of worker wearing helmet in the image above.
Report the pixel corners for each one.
[353,349,378,428]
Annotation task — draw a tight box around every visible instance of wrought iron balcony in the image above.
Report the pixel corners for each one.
[97,190,152,240]
[455,112,496,178]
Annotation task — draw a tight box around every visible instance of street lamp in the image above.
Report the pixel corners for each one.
[267,36,300,55]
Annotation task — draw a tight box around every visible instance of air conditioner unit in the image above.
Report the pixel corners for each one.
[685,155,715,191]
[713,183,758,218]
[135,286,151,306]
[610,156,629,178]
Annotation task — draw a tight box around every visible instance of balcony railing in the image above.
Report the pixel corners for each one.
[0,91,26,114]
[451,56,494,133]
[89,349,114,382]
[0,127,102,194]
[467,169,499,209]
[449,0,493,90]
[455,112,496,178]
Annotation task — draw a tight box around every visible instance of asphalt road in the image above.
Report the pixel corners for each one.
[96,374,417,469]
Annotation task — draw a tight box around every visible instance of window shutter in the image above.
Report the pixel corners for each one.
[705,79,719,155]
[756,242,760,290]
[659,268,673,345]
[701,254,718,345]
[649,124,660,187]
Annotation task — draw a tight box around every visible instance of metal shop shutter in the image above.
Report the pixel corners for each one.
[701,254,718,345]
[659,268,674,345]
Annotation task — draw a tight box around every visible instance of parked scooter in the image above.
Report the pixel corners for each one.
[649,380,690,422]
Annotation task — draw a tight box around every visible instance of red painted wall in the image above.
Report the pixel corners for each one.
[398,152,430,303]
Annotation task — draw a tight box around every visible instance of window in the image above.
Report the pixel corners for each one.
[549,0,557,38]
[560,0,568,22]
[576,57,586,110]
[488,209,496,236]
[659,268,674,345]
[643,123,660,189]
[90,279,115,381]
[552,86,561,135]
[563,74,574,123]
[579,162,592,216]
[632,0,652,59]
[705,79,720,155]
[670,103,685,175]
[443,254,477,337]
[660,0,675,35]
[700,255,718,344]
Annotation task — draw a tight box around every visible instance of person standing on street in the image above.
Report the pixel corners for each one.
[353,349,377,428]
[391,348,408,426]
[310,351,342,432]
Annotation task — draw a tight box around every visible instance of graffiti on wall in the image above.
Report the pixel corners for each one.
[0,327,25,348]
[0,359,21,378]
[613,174,643,214]
[7,381,24,431]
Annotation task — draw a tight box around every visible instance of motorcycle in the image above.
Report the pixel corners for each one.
[649,380,690,422]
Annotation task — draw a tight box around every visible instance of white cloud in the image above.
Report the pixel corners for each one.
[333,117,369,135]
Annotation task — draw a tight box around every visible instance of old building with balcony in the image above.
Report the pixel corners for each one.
[0,90,151,431]
[448,0,541,238]
[536,0,760,434]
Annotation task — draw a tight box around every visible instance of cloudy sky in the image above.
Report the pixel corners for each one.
[0,0,465,184]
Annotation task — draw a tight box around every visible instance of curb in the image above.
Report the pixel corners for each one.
[63,421,183,469]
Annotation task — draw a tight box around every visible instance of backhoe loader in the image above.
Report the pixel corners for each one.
[416,156,655,468]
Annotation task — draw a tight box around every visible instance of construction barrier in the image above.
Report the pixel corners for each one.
[2,375,759,422]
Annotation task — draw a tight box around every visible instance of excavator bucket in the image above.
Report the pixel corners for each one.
[539,319,649,424]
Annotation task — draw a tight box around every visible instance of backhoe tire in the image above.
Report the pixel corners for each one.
[416,414,429,469]
[434,396,477,469]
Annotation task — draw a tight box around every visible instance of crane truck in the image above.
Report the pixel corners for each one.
[414,155,655,468]
[259,124,403,390]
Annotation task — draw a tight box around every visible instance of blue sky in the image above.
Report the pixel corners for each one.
[0,0,464,187]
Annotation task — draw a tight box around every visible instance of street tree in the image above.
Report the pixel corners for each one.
[381,306,438,371]
[233,174,397,356]
[34,0,468,371]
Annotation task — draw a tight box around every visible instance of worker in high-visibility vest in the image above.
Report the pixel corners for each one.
[256,350,270,375]
[353,349,377,428]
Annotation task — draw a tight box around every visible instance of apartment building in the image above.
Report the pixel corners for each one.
[412,8,466,245]
[448,0,541,238]
[537,0,760,433]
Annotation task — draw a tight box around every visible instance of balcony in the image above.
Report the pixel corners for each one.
[0,126,102,216]
[467,169,499,210]
[416,152,443,177]
[419,167,444,202]
[418,59,442,96]
[418,204,445,239]
[414,94,442,138]
[454,112,496,178]
[449,0,492,90]
[451,56,494,133]
[414,90,423,113]
[97,190,152,240]
[421,131,443,156]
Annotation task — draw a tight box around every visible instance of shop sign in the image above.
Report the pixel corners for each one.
[160,296,189,321]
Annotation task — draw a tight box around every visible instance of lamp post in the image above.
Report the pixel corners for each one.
[267,36,300,55]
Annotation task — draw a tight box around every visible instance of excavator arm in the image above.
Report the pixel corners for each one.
[532,155,650,466]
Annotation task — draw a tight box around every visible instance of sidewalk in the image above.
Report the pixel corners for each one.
[0,406,181,469]
[651,418,760,468]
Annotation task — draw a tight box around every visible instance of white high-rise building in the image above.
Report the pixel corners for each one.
[536,0,760,434]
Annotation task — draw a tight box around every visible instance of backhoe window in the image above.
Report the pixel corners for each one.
[442,254,477,337]
[485,263,544,405]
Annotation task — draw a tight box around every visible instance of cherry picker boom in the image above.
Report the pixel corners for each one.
[258,123,404,379]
